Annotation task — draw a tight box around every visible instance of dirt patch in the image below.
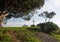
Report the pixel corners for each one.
[36,32,58,42]
[8,31,22,42]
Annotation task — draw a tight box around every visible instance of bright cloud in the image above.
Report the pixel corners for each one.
[40,0,60,12]
[3,21,40,27]
[52,0,60,7]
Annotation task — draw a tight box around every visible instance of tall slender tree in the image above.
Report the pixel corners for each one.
[39,11,56,22]
[0,0,44,27]
[38,11,56,32]
[47,11,56,22]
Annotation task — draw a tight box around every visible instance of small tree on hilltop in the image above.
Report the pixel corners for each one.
[37,22,59,34]
[39,11,56,22]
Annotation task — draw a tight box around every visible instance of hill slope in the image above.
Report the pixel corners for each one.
[0,27,59,42]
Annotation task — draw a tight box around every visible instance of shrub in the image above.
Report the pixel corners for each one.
[0,32,12,42]
[31,25,36,27]
[17,30,41,42]
[37,22,59,33]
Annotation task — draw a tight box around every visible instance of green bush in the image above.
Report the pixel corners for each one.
[3,33,12,42]
[31,25,36,27]
[37,22,59,33]
[0,32,12,42]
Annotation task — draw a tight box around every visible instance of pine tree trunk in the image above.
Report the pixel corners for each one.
[45,18,47,23]
[48,18,50,22]
[0,22,2,27]
[0,15,3,27]
[0,11,8,27]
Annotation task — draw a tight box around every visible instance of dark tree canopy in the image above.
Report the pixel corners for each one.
[0,0,44,27]
[37,22,59,34]
[0,0,44,18]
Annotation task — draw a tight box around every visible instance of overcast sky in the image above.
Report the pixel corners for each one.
[3,0,60,27]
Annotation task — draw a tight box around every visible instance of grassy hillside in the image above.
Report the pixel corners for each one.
[0,27,60,42]
[0,27,42,42]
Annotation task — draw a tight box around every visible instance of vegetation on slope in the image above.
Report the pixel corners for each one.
[0,28,42,42]
[37,22,59,34]
[0,22,60,42]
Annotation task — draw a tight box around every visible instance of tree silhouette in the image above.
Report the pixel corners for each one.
[46,11,56,22]
[0,0,44,27]
[39,11,56,22]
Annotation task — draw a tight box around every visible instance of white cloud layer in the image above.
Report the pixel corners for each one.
[41,0,60,12]
[3,21,40,27]
[52,0,60,7]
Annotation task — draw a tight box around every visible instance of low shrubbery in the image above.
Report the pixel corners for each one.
[0,31,12,42]
[37,22,59,33]
[0,23,59,42]
[3,33,12,42]
[0,28,41,42]
[17,30,41,42]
